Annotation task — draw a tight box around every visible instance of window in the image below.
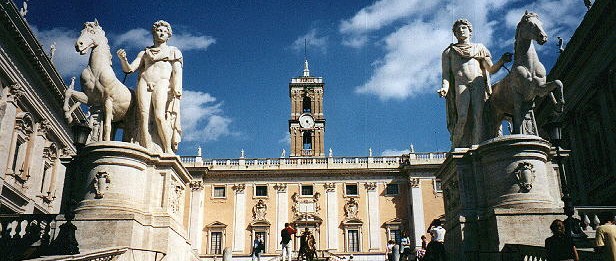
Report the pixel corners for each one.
[434,179,443,192]
[11,139,23,173]
[301,185,313,196]
[303,96,312,113]
[213,186,226,198]
[255,185,268,197]
[303,131,312,150]
[386,184,399,195]
[348,229,360,252]
[345,184,358,196]
[389,229,401,244]
[210,232,222,254]
[40,164,50,193]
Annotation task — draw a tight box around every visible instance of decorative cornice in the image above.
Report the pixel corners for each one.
[364,182,377,191]
[7,83,25,104]
[232,183,246,193]
[37,119,51,137]
[323,183,336,192]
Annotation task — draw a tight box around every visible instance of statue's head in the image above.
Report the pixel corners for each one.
[152,20,173,37]
[452,18,473,41]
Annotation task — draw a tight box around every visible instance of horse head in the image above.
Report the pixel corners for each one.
[75,19,106,55]
[517,11,547,45]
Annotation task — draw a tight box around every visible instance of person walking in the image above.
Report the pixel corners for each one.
[400,233,412,261]
[596,213,616,261]
[252,234,265,261]
[280,223,297,261]
[545,219,578,261]
[299,228,310,261]
[424,220,446,261]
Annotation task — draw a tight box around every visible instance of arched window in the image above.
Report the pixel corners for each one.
[303,131,312,150]
[303,96,311,113]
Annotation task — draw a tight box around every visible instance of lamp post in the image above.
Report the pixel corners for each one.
[71,121,91,150]
[543,120,581,241]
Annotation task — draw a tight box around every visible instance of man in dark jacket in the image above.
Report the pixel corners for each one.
[280,223,297,261]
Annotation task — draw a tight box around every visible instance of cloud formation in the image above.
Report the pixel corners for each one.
[292,29,328,54]
[181,90,237,142]
[30,26,88,77]
[381,149,410,156]
[113,28,216,51]
[342,0,584,101]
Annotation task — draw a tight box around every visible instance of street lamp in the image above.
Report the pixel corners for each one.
[71,121,91,150]
[543,120,586,240]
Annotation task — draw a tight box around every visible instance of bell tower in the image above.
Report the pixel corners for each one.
[289,59,325,157]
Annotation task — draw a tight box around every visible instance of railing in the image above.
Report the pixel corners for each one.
[0,214,58,260]
[575,206,616,231]
[180,152,447,170]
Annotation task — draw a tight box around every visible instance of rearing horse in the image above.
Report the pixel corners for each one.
[487,11,564,136]
[63,20,133,141]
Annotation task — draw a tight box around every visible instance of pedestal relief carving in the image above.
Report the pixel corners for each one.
[169,178,185,215]
[513,162,536,193]
[92,171,110,199]
[253,199,267,221]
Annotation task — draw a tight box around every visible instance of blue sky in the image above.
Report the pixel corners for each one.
[24,0,586,158]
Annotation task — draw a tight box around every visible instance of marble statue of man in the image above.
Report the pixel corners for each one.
[438,19,511,148]
[117,20,182,153]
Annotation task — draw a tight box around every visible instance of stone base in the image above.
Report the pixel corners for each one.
[436,135,565,261]
[67,142,198,261]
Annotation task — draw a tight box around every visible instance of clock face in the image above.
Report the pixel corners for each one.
[299,114,315,128]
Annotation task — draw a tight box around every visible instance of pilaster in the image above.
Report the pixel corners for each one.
[324,183,338,250]
[232,183,246,253]
[275,183,288,250]
[365,182,380,251]
[189,180,204,253]
[409,178,426,248]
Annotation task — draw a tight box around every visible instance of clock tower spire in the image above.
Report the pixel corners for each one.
[289,59,325,157]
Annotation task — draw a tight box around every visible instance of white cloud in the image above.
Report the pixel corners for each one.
[113,28,216,51]
[31,26,88,78]
[504,0,584,53]
[181,90,236,142]
[339,0,438,35]
[338,0,442,48]
[382,149,410,156]
[346,0,574,100]
[113,28,151,49]
[292,29,328,54]
[278,132,290,145]
[355,20,450,100]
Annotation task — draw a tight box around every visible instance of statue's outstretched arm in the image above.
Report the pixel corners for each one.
[117,49,143,74]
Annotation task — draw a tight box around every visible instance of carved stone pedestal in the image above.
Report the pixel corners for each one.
[436,135,565,261]
[68,141,197,260]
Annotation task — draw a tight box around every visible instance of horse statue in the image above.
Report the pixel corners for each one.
[486,11,564,137]
[63,19,134,141]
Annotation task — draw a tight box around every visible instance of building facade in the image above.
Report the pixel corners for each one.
[181,62,446,260]
[535,0,616,206]
[0,0,82,214]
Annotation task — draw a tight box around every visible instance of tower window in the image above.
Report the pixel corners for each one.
[303,96,312,113]
[303,131,312,150]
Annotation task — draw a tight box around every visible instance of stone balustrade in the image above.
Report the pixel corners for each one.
[180,152,447,170]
